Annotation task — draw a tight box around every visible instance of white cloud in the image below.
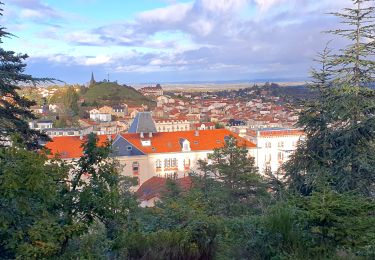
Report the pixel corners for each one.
[190,19,214,36]
[19,9,44,19]
[137,3,192,23]
[198,0,249,14]
[254,0,288,11]
[83,55,112,65]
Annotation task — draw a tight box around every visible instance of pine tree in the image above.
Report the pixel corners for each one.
[286,0,375,196]
[0,2,51,149]
[200,136,269,215]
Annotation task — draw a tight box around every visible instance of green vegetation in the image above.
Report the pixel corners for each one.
[83,82,155,107]
[1,0,375,259]
[0,134,137,259]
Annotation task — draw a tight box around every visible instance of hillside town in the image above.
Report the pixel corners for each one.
[23,75,305,204]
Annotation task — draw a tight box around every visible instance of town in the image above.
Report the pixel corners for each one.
[26,74,305,193]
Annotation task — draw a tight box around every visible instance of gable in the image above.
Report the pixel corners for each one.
[111,135,146,157]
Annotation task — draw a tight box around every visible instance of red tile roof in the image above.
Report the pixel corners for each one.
[119,129,255,154]
[45,135,110,159]
[45,129,256,159]
[136,176,192,201]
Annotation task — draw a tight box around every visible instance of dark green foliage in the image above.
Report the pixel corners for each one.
[285,0,375,196]
[0,146,68,259]
[58,133,138,255]
[0,3,52,149]
[62,86,79,116]
[198,136,270,216]
[0,133,137,259]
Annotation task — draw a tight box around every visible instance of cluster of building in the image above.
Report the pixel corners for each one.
[26,83,305,206]
[45,112,303,206]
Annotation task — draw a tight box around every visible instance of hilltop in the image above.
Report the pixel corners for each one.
[82,82,155,107]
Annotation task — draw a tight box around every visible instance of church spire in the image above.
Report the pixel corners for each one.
[89,72,96,87]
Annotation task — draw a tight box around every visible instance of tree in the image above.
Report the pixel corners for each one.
[0,3,52,149]
[285,0,375,196]
[62,86,79,116]
[58,133,138,256]
[195,136,269,217]
[0,146,69,259]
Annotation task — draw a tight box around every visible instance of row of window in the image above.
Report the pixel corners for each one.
[264,152,285,162]
[157,125,189,132]
[265,141,298,148]
[131,158,194,176]
[155,159,191,169]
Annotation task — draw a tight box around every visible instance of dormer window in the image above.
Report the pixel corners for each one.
[141,140,151,146]
[180,138,191,152]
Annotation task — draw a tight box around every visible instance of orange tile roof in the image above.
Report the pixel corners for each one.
[136,176,193,201]
[45,129,256,159]
[45,135,110,159]
[119,129,255,154]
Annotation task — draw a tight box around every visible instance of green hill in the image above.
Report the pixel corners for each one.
[82,82,155,107]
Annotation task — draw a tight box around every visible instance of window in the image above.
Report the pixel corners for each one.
[156,159,162,169]
[172,158,178,167]
[278,141,284,148]
[184,159,191,170]
[127,146,133,151]
[265,142,271,148]
[132,162,139,175]
[184,159,190,166]
[265,154,271,162]
[278,152,284,161]
[164,159,170,168]
[164,158,178,169]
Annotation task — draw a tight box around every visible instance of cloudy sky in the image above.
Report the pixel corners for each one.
[2,0,350,84]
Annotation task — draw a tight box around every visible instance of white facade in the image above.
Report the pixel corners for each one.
[155,119,191,132]
[89,109,112,122]
[117,148,256,188]
[29,120,53,130]
[249,129,304,176]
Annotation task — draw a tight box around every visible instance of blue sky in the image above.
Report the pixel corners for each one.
[2,0,350,84]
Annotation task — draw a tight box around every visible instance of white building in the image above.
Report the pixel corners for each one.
[46,118,256,188]
[247,128,304,176]
[29,120,53,130]
[155,119,191,132]
[89,108,112,122]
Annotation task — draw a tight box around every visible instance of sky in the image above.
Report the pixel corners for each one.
[1,0,350,85]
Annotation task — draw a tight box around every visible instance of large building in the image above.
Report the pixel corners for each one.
[139,85,163,97]
[155,118,191,132]
[46,124,256,188]
[247,128,304,176]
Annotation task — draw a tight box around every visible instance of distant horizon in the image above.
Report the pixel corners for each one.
[32,78,308,88]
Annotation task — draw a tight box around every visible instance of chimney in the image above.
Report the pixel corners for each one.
[107,135,112,141]
[194,130,199,137]
[149,132,153,138]
[140,132,144,138]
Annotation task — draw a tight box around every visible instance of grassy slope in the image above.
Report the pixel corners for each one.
[83,82,155,107]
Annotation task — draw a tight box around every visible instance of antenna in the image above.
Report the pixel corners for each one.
[107,73,109,82]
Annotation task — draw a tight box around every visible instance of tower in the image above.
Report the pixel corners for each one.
[89,72,96,87]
